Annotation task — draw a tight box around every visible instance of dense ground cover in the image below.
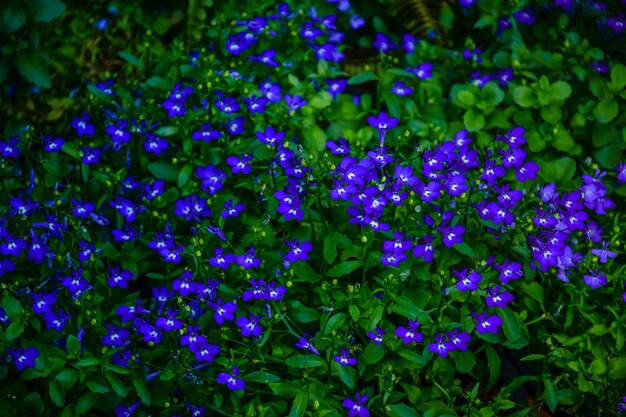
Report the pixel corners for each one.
[1,0,626,416]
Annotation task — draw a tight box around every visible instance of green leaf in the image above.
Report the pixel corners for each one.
[608,355,626,380]
[521,354,546,362]
[361,341,386,364]
[324,232,340,264]
[454,242,475,258]
[523,282,544,307]
[592,124,618,148]
[86,377,111,394]
[177,163,193,188]
[155,126,178,136]
[49,380,65,407]
[552,129,574,152]
[55,370,79,385]
[348,304,360,321]
[550,81,572,100]
[463,108,484,132]
[284,355,325,368]
[291,261,322,283]
[106,373,127,397]
[332,361,355,389]
[66,335,81,356]
[289,389,308,417]
[326,261,361,277]
[133,377,152,405]
[289,301,321,324]
[478,83,505,109]
[22,392,45,414]
[147,161,179,181]
[543,378,557,412]
[485,345,501,391]
[28,0,66,22]
[2,296,22,320]
[323,312,348,335]
[6,323,24,340]
[541,105,561,125]
[244,371,281,383]
[610,64,626,91]
[594,98,619,123]
[455,350,475,373]
[15,53,51,88]
[75,392,98,415]
[513,86,536,108]
[1,6,26,33]
[539,157,576,185]
[387,403,421,417]
[118,51,145,69]
[75,358,101,367]
[348,72,378,85]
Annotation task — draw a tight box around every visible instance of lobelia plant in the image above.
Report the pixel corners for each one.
[1,0,626,416]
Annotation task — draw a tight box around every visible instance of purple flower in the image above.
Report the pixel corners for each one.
[372,33,397,53]
[250,49,278,67]
[367,327,385,345]
[214,91,240,114]
[326,79,348,99]
[454,269,483,292]
[225,116,246,136]
[143,134,169,154]
[295,336,320,355]
[221,200,245,218]
[216,366,245,391]
[395,320,423,344]
[448,329,471,351]
[472,312,503,334]
[413,234,436,263]
[608,15,625,35]
[155,309,183,332]
[591,60,610,75]
[407,62,433,80]
[592,241,618,263]
[402,33,418,52]
[210,248,235,269]
[438,224,466,248]
[486,285,514,308]
[102,324,131,347]
[72,111,95,136]
[256,126,285,146]
[334,348,358,366]
[242,279,267,302]
[194,341,221,362]
[285,94,307,113]
[9,347,39,371]
[226,154,252,175]
[81,146,101,165]
[236,246,261,269]
[114,401,140,417]
[108,266,134,289]
[236,314,263,337]
[173,270,195,296]
[583,269,607,289]
[326,137,351,155]
[516,161,539,182]
[209,299,237,325]
[42,136,64,152]
[513,8,536,25]
[117,302,149,323]
[342,392,370,417]
[428,333,454,357]
[285,239,313,262]
[192,123,221,142]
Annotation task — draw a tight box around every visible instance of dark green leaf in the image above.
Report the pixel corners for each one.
[454,242,475,258]
[289,301,321,324]
[2,296,21,320]
[244,371,281,383]
[361,341,386,364]
[455,350,475,373]
[347,72,378,85]
[543,378,557,412]
[284,355,325,368]
[485,345,500,391]
[147,161,179,181]
[118,51,145,69]
[29,0,66,22]
[75,392,98,415]
[66,335,81,356]
[1,6,26,33]
[608,356,626,380]
[332,361,355,389]
[550,81,572,100]
[6,323,24,340]
[49,380,65,407]
[326,261,360,277]
[75,358,101,367]
[610,64,626,91]
[289,389,308,417]
[22,392,45,414]
[55,370,79,384]
[463,108,485,132]
[291,261,322,283]
[594,98,618,123]
[106,373,127,397]
[86,377,110,394]
[133,377,152,405]
[323,312,348,334]
[178,164,193,188]
[15,53,51,88]
[513,86,535,108]
[387,403,420,417]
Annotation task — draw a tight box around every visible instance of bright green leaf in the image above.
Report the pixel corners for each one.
[594,98,619,123]
[550,81,572,100]
[543,378,558,412]
[513,86,535,108]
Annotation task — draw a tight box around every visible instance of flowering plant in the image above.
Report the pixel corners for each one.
[1,0,626,416]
